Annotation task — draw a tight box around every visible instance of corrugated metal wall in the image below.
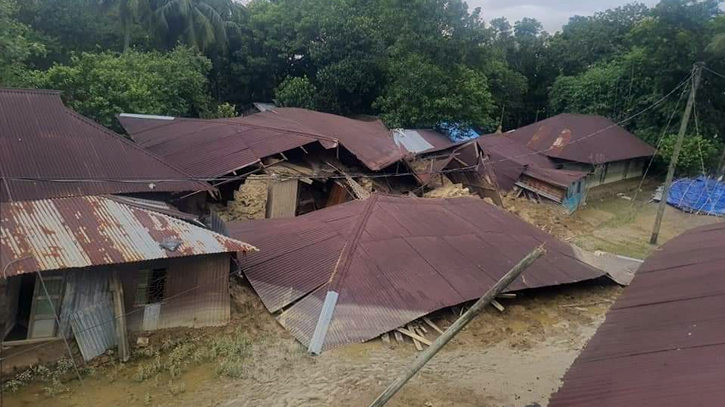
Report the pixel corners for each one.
[123,253,231,332]
[59,269,113,338]
[70,299,117,361]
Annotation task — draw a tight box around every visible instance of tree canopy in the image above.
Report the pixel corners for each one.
[2,0,724,173]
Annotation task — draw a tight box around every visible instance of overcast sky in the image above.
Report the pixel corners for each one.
[468,0,662,32]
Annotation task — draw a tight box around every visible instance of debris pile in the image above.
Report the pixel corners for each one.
[213,175,269,221]
[423,180,476,199]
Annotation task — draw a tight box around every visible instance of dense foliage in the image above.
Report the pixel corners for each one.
[2,0,724,173]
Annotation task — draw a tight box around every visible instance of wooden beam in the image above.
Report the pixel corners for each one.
[396,328,432,346]
[491,299,505,313]
[369,246,545,407]
[422,317,445,335]
[393,331,404,344]
[110,270,130,362]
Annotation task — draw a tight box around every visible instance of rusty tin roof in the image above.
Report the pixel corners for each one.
[507,114,655,164]
[477,135,558,191]
[118,108,408,176]
[0,89,212,202]
[0,195,257,278]
[548,222,725,407]
[229,194,606,352]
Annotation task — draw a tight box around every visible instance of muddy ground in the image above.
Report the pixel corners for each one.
[3,280,620,407]
[3,186,720,407]
[505,183,722,259]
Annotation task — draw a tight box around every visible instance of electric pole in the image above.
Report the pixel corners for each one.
[650,63,703,245]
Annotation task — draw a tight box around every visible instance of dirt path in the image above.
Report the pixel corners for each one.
[3,282,620,407]
[505,185,722,259]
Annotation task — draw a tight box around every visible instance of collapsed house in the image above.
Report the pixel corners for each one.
[505,114,655,188]
[548,222,725,406]
[0,88,255,362]
[477,135,588,211]
[229,194,609,353]
[117,108,500,219]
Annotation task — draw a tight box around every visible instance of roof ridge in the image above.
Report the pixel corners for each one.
[328,194,379,291]
[0,88,63,95]
[62,107,212,191]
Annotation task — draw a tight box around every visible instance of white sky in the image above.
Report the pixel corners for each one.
[468,0,662,32]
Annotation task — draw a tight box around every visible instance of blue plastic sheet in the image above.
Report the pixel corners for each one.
[667,176,725,216]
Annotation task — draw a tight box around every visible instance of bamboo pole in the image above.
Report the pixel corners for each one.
[367,245,546,407]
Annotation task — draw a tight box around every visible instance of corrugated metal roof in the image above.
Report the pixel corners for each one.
[393,129,435,153]
[0,196,256,277]
[508,114,656,164]
[0,89,212,202]
[523,167,587,188]
[548,222,725,407]
[118,107,408,176]
[477,135,558,191]
[230,194,606,352]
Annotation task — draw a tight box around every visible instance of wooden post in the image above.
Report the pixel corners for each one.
[650,63,702,244]
[367,245,545,407]
[110,271,130,362]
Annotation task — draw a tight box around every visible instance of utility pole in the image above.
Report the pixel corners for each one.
[650,63,703,245]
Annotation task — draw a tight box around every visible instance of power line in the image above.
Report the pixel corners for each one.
[703,65,725,80]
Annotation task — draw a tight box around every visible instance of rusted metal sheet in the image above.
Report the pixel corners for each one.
[123,253,232,331]
[0,196,256,277]
[230,194,606,352]
[477,135,558,191]
[119,107,408,176]
[508,114,656,165]
[548,222,725,407]
[0,89,211,202]
[523,167,586,189]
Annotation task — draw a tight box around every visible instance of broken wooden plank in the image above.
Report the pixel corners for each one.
[396,328,432,346]
[381,332,391,344]
[416,323,428,334]
[423,317,445,335]
[497,293,517,299]
[490,299,505,313]
[393,330,404,344]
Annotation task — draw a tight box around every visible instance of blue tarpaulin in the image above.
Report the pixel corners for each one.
[667,176,725,216]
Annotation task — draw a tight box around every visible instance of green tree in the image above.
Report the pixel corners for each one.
[374,54,495,129]
[275,76,319,110]
[658,134,722,175]
[0,0,45,85]
[153,0,238,51]
[96,0,152,51]
[33,47,213,130]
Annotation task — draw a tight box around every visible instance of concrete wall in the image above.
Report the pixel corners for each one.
[561,158,648,188]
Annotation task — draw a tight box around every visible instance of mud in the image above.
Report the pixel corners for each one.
[3,280,621,407]
[211,175,268,222]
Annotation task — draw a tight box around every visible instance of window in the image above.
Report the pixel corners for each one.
[135,268,167,306]
[577,181,582,194]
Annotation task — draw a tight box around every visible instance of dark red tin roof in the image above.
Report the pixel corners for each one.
[0,89,211,202]
[229,194,606,351]
[118,108,407,177]
[523,167,587,188]
[548,222,725,407]
[507,114,655,164]
[477,135,558,191]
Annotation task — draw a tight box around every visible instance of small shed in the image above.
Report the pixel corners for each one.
[1,196,255,361]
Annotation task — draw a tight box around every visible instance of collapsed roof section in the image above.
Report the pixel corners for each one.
[118,108,414,177]
[477,135,559,191]
[229,194,607,352]
[549,222,725,407]
[0,89,212,202]
[507,114,655,165]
